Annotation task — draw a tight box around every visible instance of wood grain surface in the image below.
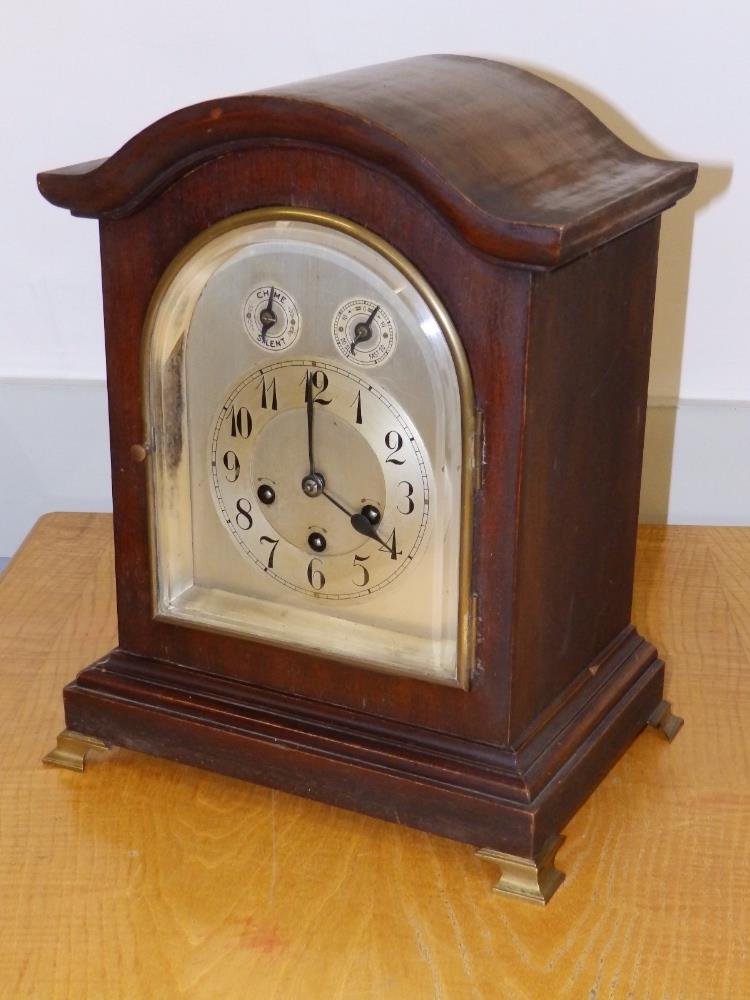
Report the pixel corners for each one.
[1,514,748,999]
[37,55,697,266]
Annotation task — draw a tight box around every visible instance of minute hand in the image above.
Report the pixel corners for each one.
[306,373,315,475]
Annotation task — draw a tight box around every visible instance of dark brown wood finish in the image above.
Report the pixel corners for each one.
[97,145,528,743]
[38,55,696,863]
[510,219,663,743]
[38,55,696,267]
[63,646,663,858]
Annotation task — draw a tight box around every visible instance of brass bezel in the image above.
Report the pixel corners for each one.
[141,207,477,688]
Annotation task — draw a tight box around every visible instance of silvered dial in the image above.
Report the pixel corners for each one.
[210,359,431,600]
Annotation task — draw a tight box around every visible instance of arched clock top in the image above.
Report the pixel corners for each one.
[37,54,697,267]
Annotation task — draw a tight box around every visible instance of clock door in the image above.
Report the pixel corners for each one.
[146,208,476,687]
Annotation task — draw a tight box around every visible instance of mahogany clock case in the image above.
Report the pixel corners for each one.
[38,56,697,863]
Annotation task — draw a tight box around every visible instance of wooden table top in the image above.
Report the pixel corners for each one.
[1,514,748,999]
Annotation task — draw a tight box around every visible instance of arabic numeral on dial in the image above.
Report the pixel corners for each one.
[259,535,279,569]
[378,529,402,561]
[384,430,405,465]
[260,377,278,410]
[235,498,253,530]
[303,369,331,405]
[398,480,415,514]
[230,405,252,438]
[307,558,326,591]
[353,553,370,587]
[223,450,240,483]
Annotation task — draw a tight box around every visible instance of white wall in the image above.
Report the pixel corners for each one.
[1,1,748,552]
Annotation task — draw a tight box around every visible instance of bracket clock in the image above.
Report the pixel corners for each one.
[40,55,697,904]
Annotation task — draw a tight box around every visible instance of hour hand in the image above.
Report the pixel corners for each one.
[319,490,386,546]
[350,504,386,546]
[350,512,383,544]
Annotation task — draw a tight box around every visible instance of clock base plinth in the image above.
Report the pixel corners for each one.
[476,834,565,905]
[42,729,110,772]
[50,627,666,874]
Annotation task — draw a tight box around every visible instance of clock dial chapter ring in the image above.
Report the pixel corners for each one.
[209,360,431,601]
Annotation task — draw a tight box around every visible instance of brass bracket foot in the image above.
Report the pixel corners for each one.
[42,729,110,772]
[476,834,565,905]
[647,700,684,742]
